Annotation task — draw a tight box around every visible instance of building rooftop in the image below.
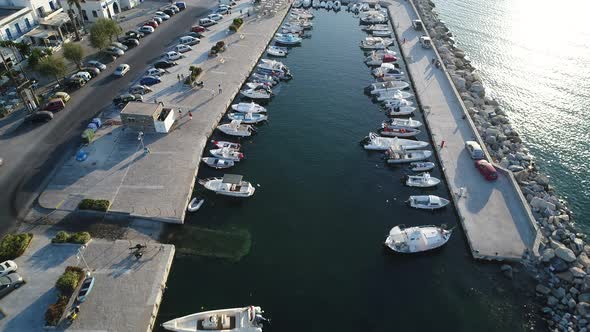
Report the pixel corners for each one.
[0,6,26,22]
[121,102,162,116]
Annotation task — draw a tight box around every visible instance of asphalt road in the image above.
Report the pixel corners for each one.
[0,0,216,235]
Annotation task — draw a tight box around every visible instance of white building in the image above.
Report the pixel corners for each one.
[63,0,121,23]
[0,0,60,20]
[0,6,36,42]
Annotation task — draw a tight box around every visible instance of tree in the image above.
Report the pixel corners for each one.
[37,55,66,84]
[63,42,84,69]
[90,19,122,46]
[89,23,109,50]
[28,48,50,69]
[66,0,83,40]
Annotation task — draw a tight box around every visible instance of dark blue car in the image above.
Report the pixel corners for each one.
[175,1,186,10]
[139,75,162,86]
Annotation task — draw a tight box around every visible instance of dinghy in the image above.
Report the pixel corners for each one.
[162,305,266,332]
[267,46,288,57]
[405,173,441,188]
[360,37,393,50]
[228,112,268,124]
[312,0,320,8]
[372,29,392,37]
[274,33,302,45]
[364,53,397,66]
[211,140,241,150]
[410,162,435,172]
[407,195,450,210]
[186,197,204,212]
[210,147,244,162]
[366,81,409,94]
[376,90,413,101]
[362,132,428,150]
[202,157,235,169]
[240,87,272,100]
[360,12,388,24]
[373,63,405,79]
[320,1,327,8]
[333,0,341,11]
[386,147,432,164]
[199,174,256,198]
[379,126,420,137]
[246,82,272,90]
[383,117,422,129]
[217,120,255,137]
[384,225,452,254]
[231,102,267,114]
[382,98,413,108]
[362,24,390,32]
[326,0,333,10]
[249,73,278,86]
[388,106,416,116]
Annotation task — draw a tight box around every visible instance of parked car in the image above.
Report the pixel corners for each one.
[153,60,177,69]
[0,261,17,277]
[163,8,175,16]
[152,16,163,24]
[216,7,228,15]
[191,25,207,33]
[50,91,70,103]
[87,60,106,70]
[71,71,92,82]
[145,68,165,76]
[129,85,153,95]
[111,41,128,51]
[113,93,143,107]
[175,44,192,53]
[166,4,179,13]
[65,77,86,89]
[185,31,203,39]
[80,67,100,77]
[104,46,124,57]
[121,37,139,48]
[144,20,159,29]
[475,159,498,181]
[0,273,24,298]
[465,140,485,160]
[114,64,130,77]
[163,51,182,61]
[208,13,224,21]
[139,76,162,86]
[198,18,217,27]
[155,11,170,20]
[25,111,53,123]
[77,276,95,302]
[125,30,144,39]
[43,98,66,112]
[139,26,155,34]
[179,36,199,45]
[175,1,186,10]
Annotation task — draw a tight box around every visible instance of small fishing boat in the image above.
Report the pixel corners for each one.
[386,148,432,164]
[407,195,450,210]
[388,106,416,116]
[372,29,392,37]
[210,147,244,162]
[202,157,235,169]
[240,87,273,100]
[366,81,409,94]
[362,132,428,150]
[410,161,436,172]
[373,64,405,79]
[246,82,272,90]
[217,120,255,137]
[383,117,422,129]
[405,173,440,188]
[362,24,390,32]
[275,33,303,45]
[162,305,266,332]
[186,197,204,212]
[257,59,291,78]
[364,52,397,66]
[249,73,278,86]
[211,140,241,150]
[360,37,393,50]
[379,126,420,137]
[228,112,268,124]
[360,12,388,24]
[382,98,413,108]
[199,174,256,198]
[267,46,288,57]
[231,102,267,114]
[376,90,413,102]
[312,0,320,8]
[320,1,327,8]
[333,0,341,11]
[384,225,452,254]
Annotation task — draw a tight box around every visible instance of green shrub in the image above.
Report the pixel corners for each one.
[65,266,84,274]
[78,199,110,212]
[52,231,69,243]
[233,18,243,25]
[44,295,68,326]
[0,233,33,261]
[56,270,81,295]
[229,25,238,32]
[216,41,225,49]
[52,231,91,244]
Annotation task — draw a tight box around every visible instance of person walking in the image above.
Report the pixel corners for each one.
[178,108,182,117]
[177,74,180,81]
[189,112,193,120]
[218,84,222,95]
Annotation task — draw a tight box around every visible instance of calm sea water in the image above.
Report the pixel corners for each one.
[156,10,539,331]
[431,0,590,228]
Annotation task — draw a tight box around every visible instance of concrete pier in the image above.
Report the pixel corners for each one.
[387,0,541,261]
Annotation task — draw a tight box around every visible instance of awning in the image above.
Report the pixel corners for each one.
[222,174,243,184]
[25,28,57,39]
[40,12,70,27]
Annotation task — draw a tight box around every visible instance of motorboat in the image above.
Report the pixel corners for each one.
[384,225,452,254]
[383,98,413,108]
[366,81,409,94]
[362,132,428,151]
[372,30,392,37]
[410,161,435,172]
[360,11,388,24]
[387,106,416,116]
[291,9,314,19]
[333,0,341,11]
[359,3,371,11]
[267,46,288,57]
[210,147,244,162]
[376,90,413,102]
[211,140,241,150]
[386,148,432,164]
[320,1,327,8]
[383,117,422,129]
[162,306,266,332]
[257,59,291,79]
[249,73,278,86]
[360,37,393,50]
[349,3,360,13]
[202,157,235,169]
[295,20,313,29]
[240,87,273,100]
[274,33,302,45]
[303,0,311,7]
[364,52,397,66]
[326,0,333,10]
[228,112,268,124]
[362,24,390,32]
[405,173,440,188]
[199,175,256,198]
[231,102,267,114]
[282,23,303,33]
[312,0,320,8]
[217,120,255,137]
[373,63,405,79]
[246,82,272,90]
[379,126,420,137]
[407,195,450,210]
[186,197,204,212]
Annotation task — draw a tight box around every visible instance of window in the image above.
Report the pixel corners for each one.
[4,28,12,40]
[15,23,21,35]
[25,18,31,29]
[92,10,98,18]
[82,10,88,21]
[49,0,55,10]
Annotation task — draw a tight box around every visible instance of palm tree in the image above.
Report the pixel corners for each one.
[66,0,83,41]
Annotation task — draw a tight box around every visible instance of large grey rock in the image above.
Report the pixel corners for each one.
[542,248,556,262]
[578,302,590,317]
[531,197,557,211]
[536,284,552,295]
[571,267,587,278]
[552,287,566,299]
[579,252,590,268]
[548,296,559,306]
[580,294,590,303]
[556,271,574,283]
[555,246,577,263]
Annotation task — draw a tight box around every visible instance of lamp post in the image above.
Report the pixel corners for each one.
[138,131,149,154]
[76,245,90,273]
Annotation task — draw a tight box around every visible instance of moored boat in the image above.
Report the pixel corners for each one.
[228,112,268,124]
[405,173,440,188]
[186,197,204,212]
[382,98,413,108]
[379,126,420,137]
[210,147,244,161]
[217,120,255,137]
[366,81,409,94]
[333,0,341,11]
[362,132,428,150]
[386,147,432,164]
[362,24,390,32]
[410,161,435,172]
[162,305,266,332]
[240,87,273,100]
[384,225,452,253]
[231,102,267,114]
[407,195,450,210]
[202,157,235,169]
[199,174,256,198]
[211,140,241,150]
[387,106,416,117]
[274,33,303,45]
[267,46,288,57]
[383,117,422,129]
[371,29,392,37]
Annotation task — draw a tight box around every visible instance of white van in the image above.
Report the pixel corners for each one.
[199,18,217,27]
[179,36,200,46]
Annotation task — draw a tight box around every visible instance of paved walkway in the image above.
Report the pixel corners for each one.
[387,0,540,260]
[38,2,290,223]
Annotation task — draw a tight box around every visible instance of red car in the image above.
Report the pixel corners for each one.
[145,20,159,28]
[191,25,206,33]
[475,160,498,181]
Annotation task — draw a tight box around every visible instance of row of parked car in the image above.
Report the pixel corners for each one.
[0,260,24,298]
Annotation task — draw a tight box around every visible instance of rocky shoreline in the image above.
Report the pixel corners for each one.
[411,0,589,330]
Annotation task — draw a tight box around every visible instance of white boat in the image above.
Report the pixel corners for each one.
[373,63,405,79]
[362,24,390,32]
[246,82,272,90]
[362,132,428,150]
[282,22,303,33]
[379,126,420,137]
[333,0,341,11]
[291,9,314,19]
[249,73,278,86]
[405,173,440,188]
[372,30,392,37]
[162,306,265,332]
[360,12,388,24]
[240,87,272,100]
[302,0,311,7]
[210,147,244,161]
[388,106,416,116]
[364,52,397,66]
[410,161,435,172]
[186,197,204,212]
[228,112,268,124]
[274,33,302,45]
[367,81,409,94]
[257,59,291,77]
[384,225,452,254]
[217,120,254,137]
[211,140,241,150]
[320,1,326,8]
[231,102,267,114]
[407,195,450,210]
[360,37,393,50]
[267,45,288,57]
[326,0,333,9]
[202,157,235,169]
[382,98,413,108]
[199,175,256,198]
[383,117,422,128]
[386,148,432,164]
[376,90,413,102]
[312,0,320,8]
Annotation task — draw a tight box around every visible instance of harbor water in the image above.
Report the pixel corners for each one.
[431,0,590,229]
[157,10,539,331]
